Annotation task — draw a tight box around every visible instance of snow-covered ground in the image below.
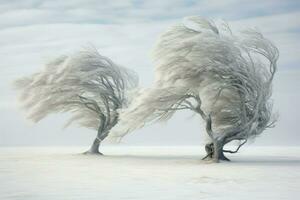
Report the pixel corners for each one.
[0,146,299,200]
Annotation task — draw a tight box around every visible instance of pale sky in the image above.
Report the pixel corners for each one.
[0,0,299,146]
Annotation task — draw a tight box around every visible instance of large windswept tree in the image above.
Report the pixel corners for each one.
[109,17,279,162]
[14,48,138,154]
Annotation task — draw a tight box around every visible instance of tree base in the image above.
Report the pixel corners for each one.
[83,150,103,155]
[84,138,102,155]
[202,142,230,162]
[202,155,230,163]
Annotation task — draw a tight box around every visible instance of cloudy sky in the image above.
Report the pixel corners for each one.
[0,0,299,146]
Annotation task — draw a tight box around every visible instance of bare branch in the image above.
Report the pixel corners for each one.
[223,139,247,154]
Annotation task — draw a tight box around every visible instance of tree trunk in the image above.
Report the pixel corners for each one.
[84,138,103,155]
[202,140,230,162]
[212,140,230,162]
[83,115,117,155]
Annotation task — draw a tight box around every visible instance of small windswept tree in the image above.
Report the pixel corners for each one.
[109,17,279,162]
[14,48,138,154]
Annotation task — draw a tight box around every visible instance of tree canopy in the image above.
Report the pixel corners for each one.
[15,48,138,154]
[110,17,279,161]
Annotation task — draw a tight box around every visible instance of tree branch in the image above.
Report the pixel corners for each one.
[223,139,247,153]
